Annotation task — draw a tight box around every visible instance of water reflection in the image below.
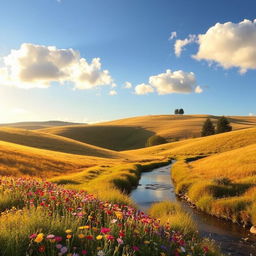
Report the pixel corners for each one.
[130,164,256,256]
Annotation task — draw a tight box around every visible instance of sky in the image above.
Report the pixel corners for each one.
[0,0,256,123]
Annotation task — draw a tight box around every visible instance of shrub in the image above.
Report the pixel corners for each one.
[145,135,167,147]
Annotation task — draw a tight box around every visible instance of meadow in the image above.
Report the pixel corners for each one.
[0,114,256,255]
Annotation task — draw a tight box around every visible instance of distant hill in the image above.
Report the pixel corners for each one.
[0,120,83,130]
[39,115,256,151]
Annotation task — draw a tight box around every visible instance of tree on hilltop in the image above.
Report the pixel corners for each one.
[179,109,184,115]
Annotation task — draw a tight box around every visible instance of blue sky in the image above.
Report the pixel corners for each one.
[0,0,256,123]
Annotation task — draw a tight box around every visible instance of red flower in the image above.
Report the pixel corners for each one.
[101,227,111,234]
[38,245,45,253]
[85,235,93,240]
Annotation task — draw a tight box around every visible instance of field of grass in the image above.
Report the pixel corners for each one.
[0,127,125,158]
[171,143,256,225]
[40,115,256,150]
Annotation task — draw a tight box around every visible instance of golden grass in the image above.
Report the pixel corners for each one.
[171,143,256,225]
[0,127,124,158]
[148,201,197,235]
[0,140,127,177]
[40,115,256,150]
[128,126,256,159]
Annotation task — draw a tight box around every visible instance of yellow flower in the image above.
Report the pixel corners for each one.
[65,229,72,234]
[96,235,103,240]
[78,234,85,239]
[144,240,150,244]
[78,225,90,230]
[115,211,123,219]
[34,233,44,243]
[97,247,102,250]
[92,227,98,232]
[66,234,72,239]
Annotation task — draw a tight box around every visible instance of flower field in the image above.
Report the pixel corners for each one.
[0,177,217,256]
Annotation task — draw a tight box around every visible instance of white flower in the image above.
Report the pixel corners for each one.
[97,250,105,256]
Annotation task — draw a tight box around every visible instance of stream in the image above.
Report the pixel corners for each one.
[130,164,256,256]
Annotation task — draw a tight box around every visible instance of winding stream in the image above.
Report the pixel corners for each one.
[130,164,256,256]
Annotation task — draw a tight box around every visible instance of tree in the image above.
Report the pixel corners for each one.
[178,108,184,115]
[201,118,215,137]
[174,109,179,115]
[216,116,232,134]
[145,135,167,147]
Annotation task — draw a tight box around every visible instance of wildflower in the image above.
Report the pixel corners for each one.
[96,235,103,240]
[65,229,72,234]
[97,250,105,256]
[117,238,124,244]
[106,235,115,241]
[60,246,68,254]
[81,250,87,255]
[29,233,37,239]
[66,234,72,239]
[55,236,63,242]
[101,227,111,234]
[35,233,44,243]
[144,240,150,244]
[56,244,62,249]
[78,234,85,239]
[47,234,55,239]
[132,246,139,251]
[38,245,45,253]
[85,235,93,240]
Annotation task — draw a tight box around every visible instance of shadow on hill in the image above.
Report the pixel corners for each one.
[52,125,155,151]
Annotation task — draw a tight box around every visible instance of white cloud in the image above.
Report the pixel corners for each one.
[124,81,132,89]
[174,34,197,57]
[109,90,117,96]
[169,31,177,40]
[136,69,202,95]
[0,43,114,89]
[249,113,255,116]
[134,83,154,95]
[193,19,256,73]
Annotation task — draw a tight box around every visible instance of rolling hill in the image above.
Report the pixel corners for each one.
[39,115,256,151]
[0,127,125,159]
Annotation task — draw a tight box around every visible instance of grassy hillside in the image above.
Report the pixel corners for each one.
[0,127,124,158]
[127,127,256,158]
[40,125,154,151]
[0,140,128,177]
[0,120,81,130]
[40,115,256,151]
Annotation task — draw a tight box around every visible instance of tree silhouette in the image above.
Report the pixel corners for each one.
[201,118,215,137]
[216,116,232,134]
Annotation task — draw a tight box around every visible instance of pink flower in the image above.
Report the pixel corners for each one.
[101,227,111,234]
[132,246,139,251]
[81,250,87,255]
[117,238,124,244]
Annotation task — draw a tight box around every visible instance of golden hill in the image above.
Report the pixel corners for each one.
[39,115,256,151]
[126,126,256,157]
[0,127,124,159]
[0,140,120,177]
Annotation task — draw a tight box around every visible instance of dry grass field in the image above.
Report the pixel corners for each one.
[40,115,256,150]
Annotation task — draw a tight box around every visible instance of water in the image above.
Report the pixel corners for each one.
[130,164,256,256]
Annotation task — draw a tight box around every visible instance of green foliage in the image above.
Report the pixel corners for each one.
[216,116,232,134]
[201,118,215,137]
[145,135,167,147]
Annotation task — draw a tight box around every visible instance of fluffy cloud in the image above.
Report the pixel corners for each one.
[169,31,177,40]
[174,34,197,57]
[135,70,202,95]
[134,83,154,95]
[174,19,256,73]
[109,90,117,96]
[124,81,132,89]
[0,43,114,89]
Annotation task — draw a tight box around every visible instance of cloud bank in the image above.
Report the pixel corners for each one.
[135,69,202,95]
[0,43,114,89]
